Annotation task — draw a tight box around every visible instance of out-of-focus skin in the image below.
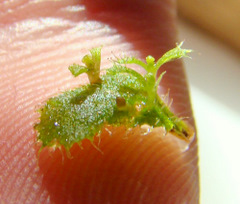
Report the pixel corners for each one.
[0,0,199,203]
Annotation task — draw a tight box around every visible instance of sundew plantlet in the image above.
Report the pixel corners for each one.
[35,43,194,151]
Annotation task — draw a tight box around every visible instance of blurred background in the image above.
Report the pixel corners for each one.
[177,0,240,203]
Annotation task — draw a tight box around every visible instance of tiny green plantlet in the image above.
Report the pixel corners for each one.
[35,43,194,150]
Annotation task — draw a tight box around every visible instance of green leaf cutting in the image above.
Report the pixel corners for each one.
[35,44,193,150]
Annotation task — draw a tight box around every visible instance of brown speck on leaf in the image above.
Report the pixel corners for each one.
[116,97,126,107]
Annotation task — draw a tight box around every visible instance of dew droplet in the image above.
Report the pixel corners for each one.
[140,124,153,135]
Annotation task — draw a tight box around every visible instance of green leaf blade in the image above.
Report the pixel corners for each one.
[68,64,88,77]
[155,42,192,69]
[35,71,148,149]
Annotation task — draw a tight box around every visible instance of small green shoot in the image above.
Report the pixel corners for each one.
[35,43,193,150]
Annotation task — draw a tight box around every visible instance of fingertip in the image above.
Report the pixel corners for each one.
[38,126,199,203]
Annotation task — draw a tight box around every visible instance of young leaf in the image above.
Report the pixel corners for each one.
[155,42,192,69]
[68,64,88,77]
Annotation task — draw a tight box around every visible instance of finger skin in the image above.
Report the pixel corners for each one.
[0,0,199,203]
